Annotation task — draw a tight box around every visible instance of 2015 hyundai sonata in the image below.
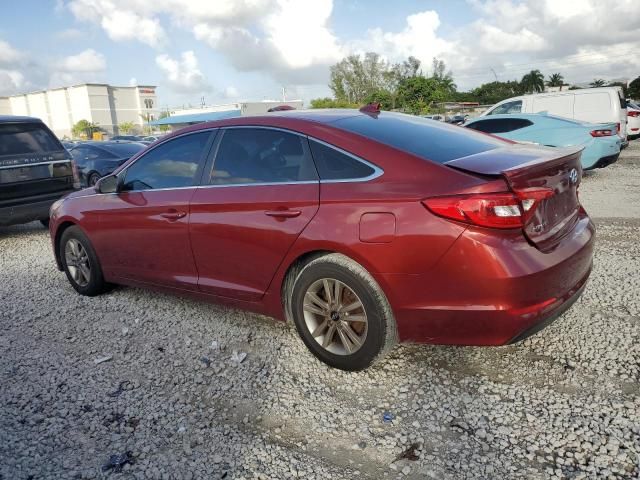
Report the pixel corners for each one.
[49,107,595,371]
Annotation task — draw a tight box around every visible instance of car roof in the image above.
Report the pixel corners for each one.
[0,115,44,124]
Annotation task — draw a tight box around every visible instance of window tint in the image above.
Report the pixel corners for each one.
[211,128,317,185]
[466,118,533,134]
[0,123,63,156]
[333,112,505,164]
[70,147,89,161]
[488,100,522,115]
[308,140,375,180]
[122,131,210,191]
[89,147,115,159]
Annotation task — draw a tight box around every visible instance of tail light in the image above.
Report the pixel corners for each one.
[628,111,640,118]
[422,188,554,229]
[70,159,81,189]
[590,128,615,137]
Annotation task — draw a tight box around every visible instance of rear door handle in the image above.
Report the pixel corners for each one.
[264,209,302,218]
[161,210,187,220]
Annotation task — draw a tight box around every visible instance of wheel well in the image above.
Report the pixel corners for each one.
[280,250,333,323]
[54,221,76,270]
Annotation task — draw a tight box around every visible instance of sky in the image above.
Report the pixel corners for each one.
[0,0,639,109]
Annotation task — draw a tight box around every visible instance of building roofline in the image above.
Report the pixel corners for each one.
[3,83,157,98]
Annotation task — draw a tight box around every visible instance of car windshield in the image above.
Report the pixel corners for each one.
[332,112,505,164]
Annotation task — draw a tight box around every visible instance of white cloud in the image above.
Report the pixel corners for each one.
[67,0,165,47]
[155,51,209,93]
[476,25,546,53]
[129,77,138,86]
[54,28,84,40]
[60,49,106,72]
[0,39,23,66]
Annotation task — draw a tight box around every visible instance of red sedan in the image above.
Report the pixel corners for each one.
[49,108,594,370]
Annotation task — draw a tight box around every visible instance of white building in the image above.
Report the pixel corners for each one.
[0,83,158,138]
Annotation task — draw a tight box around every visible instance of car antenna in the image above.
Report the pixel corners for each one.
[359,102,381,117]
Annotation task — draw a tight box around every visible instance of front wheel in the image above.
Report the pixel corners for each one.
[290,254,397,371]
[59,226,108,296]
[87,172,101,186]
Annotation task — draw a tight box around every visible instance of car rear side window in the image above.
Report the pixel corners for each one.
[332,112,504,164]
[308,139,375,180]
[122,131,211,191]
[210,128,318,185]
[0,123,62,157]
[466,118,533,134]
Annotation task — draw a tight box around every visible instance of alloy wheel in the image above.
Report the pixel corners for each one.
[302,278,368,355]
[64,238,91,287]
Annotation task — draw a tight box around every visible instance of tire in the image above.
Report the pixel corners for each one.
[40,218,50,228]
[59,226,108,296]
[289,253,397,371]
[87,172,101,186]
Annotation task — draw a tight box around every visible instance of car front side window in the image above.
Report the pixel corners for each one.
[210,128,318,185]
[121,131,212,191]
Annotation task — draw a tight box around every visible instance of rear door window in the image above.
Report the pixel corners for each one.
[0,123,63,157]
[308,140,376,180]
[210,128,318,185]
[122,131,212,191]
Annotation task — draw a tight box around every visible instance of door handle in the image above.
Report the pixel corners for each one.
[161,210,187,220]
[264,209,302,218]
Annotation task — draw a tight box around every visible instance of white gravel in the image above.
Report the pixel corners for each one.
[1,141,639,479]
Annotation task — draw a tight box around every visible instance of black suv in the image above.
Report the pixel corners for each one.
[0,116,78,227]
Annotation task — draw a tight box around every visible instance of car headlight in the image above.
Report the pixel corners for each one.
[50,198,64,218]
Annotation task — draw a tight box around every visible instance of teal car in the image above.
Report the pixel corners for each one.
[465,113,621,169]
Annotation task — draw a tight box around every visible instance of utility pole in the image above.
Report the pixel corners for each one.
[490,67,498,82]
[282,86,286,102]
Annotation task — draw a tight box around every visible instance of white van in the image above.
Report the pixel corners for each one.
[481,87,628,143]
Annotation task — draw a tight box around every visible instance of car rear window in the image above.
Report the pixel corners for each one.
[102,143,146,157]
[0,123,62,157]
[332,112,505,164]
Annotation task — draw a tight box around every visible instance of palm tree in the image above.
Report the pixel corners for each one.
[590,79,606,88]
[521,70,545,93]
[546,73,564,89]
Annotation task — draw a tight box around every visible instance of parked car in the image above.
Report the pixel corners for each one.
[141,136,159,142]
[421,114,445,122]
[446,114,468,125]
[626,101,640,139]
[465,113,621,169]
[49,109,594,370]
[481,87,628,145]
[68,141,146,186]
[0,116,78,227]
[111,135,143,141]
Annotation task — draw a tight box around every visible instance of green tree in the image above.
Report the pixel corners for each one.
[309,97,358,109]
[397,76,443,114]
[469,81,524,105]
[118,121,135,134]
[546,73,564,88]
[72,119,99,139]
[590,78,606,87]
[628,76,640,99]
[158,111,171,133]
[521,70,545,93]
[329,52,390,104]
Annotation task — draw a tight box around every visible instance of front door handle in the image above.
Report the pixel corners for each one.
[161,210,187,220]
[264,209,302,218]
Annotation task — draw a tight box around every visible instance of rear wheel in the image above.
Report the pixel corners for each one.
[290,253,397,371]
[59,226,108,296]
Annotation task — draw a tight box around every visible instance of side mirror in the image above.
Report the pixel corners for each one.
[95,174,120,194]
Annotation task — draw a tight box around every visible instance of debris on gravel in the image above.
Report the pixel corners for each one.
[1,141,639,479]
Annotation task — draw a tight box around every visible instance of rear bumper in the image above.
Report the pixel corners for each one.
[380,211,595,345]
[586,153,620,170]
[0,191,73,226]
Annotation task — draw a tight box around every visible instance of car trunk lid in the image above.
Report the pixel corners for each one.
[445,144,583,249]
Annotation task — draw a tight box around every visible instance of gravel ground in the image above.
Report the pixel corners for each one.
[1,141,639,480]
